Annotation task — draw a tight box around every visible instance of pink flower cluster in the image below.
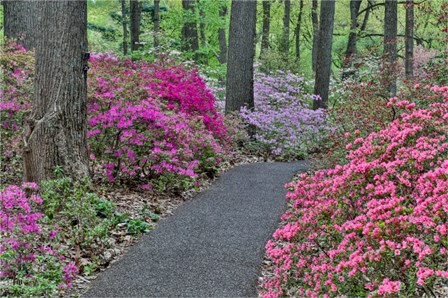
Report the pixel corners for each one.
[0,183,77,289]
[0,41,34,184]
[87,53,232,190]
[261,85,448,297]
[0,46,234,190]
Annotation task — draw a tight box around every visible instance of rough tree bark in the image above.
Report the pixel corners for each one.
[311,0,319,72]
[225,0,257,114]
[181,0,199,60]
[153,0,160,47]
[405,0,414,78]
[313,0,335,110]
[23,0,89,183]
[384,0,398,97]
[3,0,37,50]
[121,0,129,55]
[281,0,291,59]
[342,0,362,80]
[295,0,304,63]
[218,4,228,64]
[260,0,271,59]
[130,0,142,51]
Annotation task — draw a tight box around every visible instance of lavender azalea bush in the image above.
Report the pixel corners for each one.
[241,70,327,159]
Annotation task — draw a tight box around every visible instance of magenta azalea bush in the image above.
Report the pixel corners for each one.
[1,44,234,191]
[0,183,77,296]
[87,53,232,191]
[241,70,327,159]
[261,85,448,297]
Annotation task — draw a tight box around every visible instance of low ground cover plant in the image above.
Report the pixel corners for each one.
[0,183,77,297]
[261,85,448,297]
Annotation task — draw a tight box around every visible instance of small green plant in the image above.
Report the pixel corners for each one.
[126,219,151,234]
[39,176,116,274]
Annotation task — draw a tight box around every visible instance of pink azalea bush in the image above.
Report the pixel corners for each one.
[87,53,232,191]
[0,41,34,184]
[261,85,448,297]
[0,183,77,296]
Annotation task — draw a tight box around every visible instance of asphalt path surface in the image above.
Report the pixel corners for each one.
[84,161,309,298]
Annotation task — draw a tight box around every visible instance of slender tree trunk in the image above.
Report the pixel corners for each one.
[3,0,37,50]
[260,0,271,59]
[405,0,414,78]
[313,0,335,110]
[225,0,257,114]
[311,0,319,72]
[342,0,362,80]
[130,0,142,52]
[198,0,208,64]
[23,0,89,183]
[295,0,304,63]
[153,0,160,47]
[121,0,129,55]
[281,0,291,60]
[182,0,199,60]
[384,0,398,97]
[218,4,228,64]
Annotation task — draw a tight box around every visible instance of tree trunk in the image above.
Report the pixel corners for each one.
[121,0,129,55]
[342,0,362,80]
[218,4,228,64]
[311,0,319,72]
[153,0,160,47]
[384,0,398,97]
[260,0,271,59]
[225,0,256,114]
[405,0,414,78]
[23,0,89,183]
[198,0,208,64]
[182,0,199,60]
[295,0,304,63]
[130,0,142,52]
[281,0,291,59]
[313,0,335,110]
[3,0,37,50]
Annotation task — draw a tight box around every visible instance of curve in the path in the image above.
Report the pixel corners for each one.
[84,161,309,298]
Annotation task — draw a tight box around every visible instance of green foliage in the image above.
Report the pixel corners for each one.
[38,176,115,275]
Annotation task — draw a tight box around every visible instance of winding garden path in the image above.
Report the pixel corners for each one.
[84,161,309,298]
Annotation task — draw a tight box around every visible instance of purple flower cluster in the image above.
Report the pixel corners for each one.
[240,70,327,158]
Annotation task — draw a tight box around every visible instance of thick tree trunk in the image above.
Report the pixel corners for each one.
[281,0,291,59]
[153,0,160,47]
[260,0,271,59]
[311,0,319,72]
[218,4,228,64]
[313,0,335,110]
[225,0,256,114]
[130,0,142,51]
[295,0,304,63]
[405,0,414,78]
[3,0,37,50]
[342,0,362,80]
[23,0,89,183]
[384,0,398,97]
[182,0,199,60]
[121,0,129,55]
